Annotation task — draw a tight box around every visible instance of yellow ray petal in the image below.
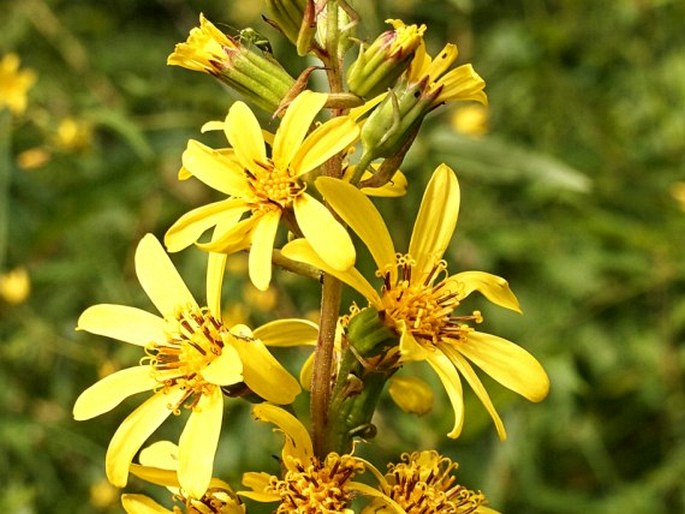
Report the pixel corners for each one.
[206,251,226,320]
[224,102,266,170]
[298,351,315,391]
[362,170,408,198]
[387,375,434,416]
[248,210,280,291]
[239,472,280,502]
[253,319,318,347]
[182,139,248,196]
[459,331,550,402]
[77,304,166,346]
[197,215,258,254]
[251,403,313,464]
[135,234,197,318]
[272,90,327,169]
[138,440,179,470]
[230,337,301,404]
[440,343,507,440]
[408,164,460,278]
[446,271,522,312]
[201,343,243,386]
[281,239,381,305]
[73,366,157,420]
[436,64,488,105]
[290,116,360,176]
[426,351,465,439]
[121,494,168,514]
[398,321,429,361]
[293,193,355,271]
[164,199,248,253]
[129,463,180,488]
[200,120,224,133]
[178,387,223,498]
[316,177,395,272]
[349,482,406,514]
[425,43,458,80]
[106,387,185,487]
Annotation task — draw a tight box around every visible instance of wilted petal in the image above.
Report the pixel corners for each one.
[248,210,280,291]
[408,164,459,279]
[426,351,464,439]
[106,387,185,487]
[230,337,300,405]
[293,193,355,271]
[253,319,318,347]
[387,375,434,416]
[446,271,522,312]
[290,116,360,176]
[316,177,395,272]
[273,90,328,169]
[459,331,550,402]
[73,366,157,420]
[77,304,166,346]
[135,234,197,318]
[224,102,266,170]
[178,387,223,498]
[251,403,313,464]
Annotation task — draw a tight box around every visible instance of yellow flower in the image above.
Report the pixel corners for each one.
[363,450,499,514]
[0,266,30,304]
[73,234,315,496]
[451,104,489,137]
[164,90,359,290]
[0,53,36,115]
[282,164,550,440]
[122,441,245,514]
[240,404,399,513]
[167,14,237,73]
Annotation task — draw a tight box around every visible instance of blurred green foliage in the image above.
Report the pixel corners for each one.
[1,0,683,512]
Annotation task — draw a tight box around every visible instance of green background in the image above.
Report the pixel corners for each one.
[1,0,683,512]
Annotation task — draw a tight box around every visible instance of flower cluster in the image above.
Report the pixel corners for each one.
[74,3,550,513]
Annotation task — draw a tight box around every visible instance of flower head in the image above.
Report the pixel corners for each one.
[240,404,394,513]
[282,164,550,440]
[122,441,245,514]
[73,234,313,496]
[364,450,498,514]
[164,90,359,290]
[0,53,36,115]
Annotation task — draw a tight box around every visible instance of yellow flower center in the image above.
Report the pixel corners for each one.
[245,161,304,212]
[379,254,482,347]
[381,451,488,514]
[143,306,225,410]
[268,453,364,513]
[175,486,243,513]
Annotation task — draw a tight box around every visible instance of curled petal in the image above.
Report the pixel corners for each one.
[251,403,313,464]
[446,271,522,312]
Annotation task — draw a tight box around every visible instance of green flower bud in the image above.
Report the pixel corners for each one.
[168,14,295,113]
[347,19,426,99]
[264,0,307,47]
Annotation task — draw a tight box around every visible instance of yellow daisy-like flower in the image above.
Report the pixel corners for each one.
[0,53,36,115]
[73,234,314,497]
[407,39,487,107]
[122,441,245,514]
[164,90,359,291]
[282,164,550,440]
[363,450,498,514]
[240,404,400,513]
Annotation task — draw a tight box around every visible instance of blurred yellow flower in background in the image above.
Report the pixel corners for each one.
[451,104,489,137]
[0,266,31,304]
[0,53,36,115]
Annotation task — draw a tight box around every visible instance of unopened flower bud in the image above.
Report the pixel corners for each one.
[168,14,295,113]
[264,0,308,47]
[347,19,425,99]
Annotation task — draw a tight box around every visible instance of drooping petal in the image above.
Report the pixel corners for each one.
[230,337,301,405]
[293,193,355,271]
[290,116,360,176]
[248,210,281,291]
[121,494,169,514]
[178,387,223,498]
[253,318,318,347]
[458,331,550,402]
[182,139,248,196]
[224,102,267,170]
[73,366,157,420]
[408,164,460,279]
[425,351,465,439]
[446,271,522,312]
[387,375,434,416]
[239,472,280,502]
[251,403,313,464]
[135,234,197,318]
[272,90,328,169]
[77,304,166,346]
[281,239,381,305]
[106,387,185,487]
[315,177,395,272]
[164,199,248,253]
[201,344,243,386]
[439,343,507,440]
